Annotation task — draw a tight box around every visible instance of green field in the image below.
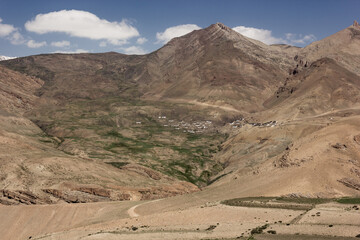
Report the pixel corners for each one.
[30,97,228,186]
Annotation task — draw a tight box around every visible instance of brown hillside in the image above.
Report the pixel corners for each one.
[298,21,360,76]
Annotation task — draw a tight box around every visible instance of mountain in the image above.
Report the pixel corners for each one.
[0,23,296,115]
[0,22,360,208]
[297,20,360,76]
[143,23,294,112]
[263,57,360,120]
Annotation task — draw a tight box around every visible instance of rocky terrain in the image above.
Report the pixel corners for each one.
[0,21,360,239]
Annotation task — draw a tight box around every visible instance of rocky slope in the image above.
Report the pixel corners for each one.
[297,20,360,76]
[1,23,296,114]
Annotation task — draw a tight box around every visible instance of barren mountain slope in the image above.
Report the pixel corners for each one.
[205,31,360,198]
[1,23,296,114]
[0,65,43,114]
[211,113,360,197]
[209,34,360,198]
[263,57,360,120]
[145,23,295,113]
[297,20,360,76]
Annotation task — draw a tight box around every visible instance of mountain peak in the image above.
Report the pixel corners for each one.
[353,20,359,27]
[214,22,232,31]
[201,22,249,42]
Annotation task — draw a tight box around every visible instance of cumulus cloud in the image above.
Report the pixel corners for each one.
[26,40,47,48]
[25,10,139,45]
[0,18,26,45]
[121,46,146,55]
[136,37,147,44]
[156,24,201,44]
[53,49,89,54]
[107,39,128,46]
[51,40,70,48]
[0,18,16,37]
[285,33,316,45]
[233,26,283,45]
[9,31,25,45]
[232,25,316,46]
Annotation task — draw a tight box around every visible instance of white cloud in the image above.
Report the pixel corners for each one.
[136,37,147,44]
[233,26,284,45]
[121,46,146,55]
[0,18,25,45]
[27,40,47,48]
[9,31,25,45]
[99,41,107,47]
[233,25,316,46]
[107,39,128,46]
[51,40,70,47]
[0,18,16,37]
[285,33,316,45]
[53,49,89,54]
[25,10,139,45]
[156,24,201,44]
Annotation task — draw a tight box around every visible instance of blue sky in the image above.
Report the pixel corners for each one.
[0,0,359,57]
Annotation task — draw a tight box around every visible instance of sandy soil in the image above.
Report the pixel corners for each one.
[1,198,357,240]
[0,201,136,240]
[31,203,302,240]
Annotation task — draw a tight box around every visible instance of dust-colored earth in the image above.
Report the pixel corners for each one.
[1,195,359,240]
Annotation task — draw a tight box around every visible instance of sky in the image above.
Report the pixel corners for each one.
[0,0,359,57]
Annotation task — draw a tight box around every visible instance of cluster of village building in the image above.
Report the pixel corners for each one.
[134,116,277,134]
[159,116,214,133]
[229,119,277,129]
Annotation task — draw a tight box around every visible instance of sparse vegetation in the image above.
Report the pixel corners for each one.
[26,96,228,187]
[106,162,129,169]
[336,197,360,204]
[250,224,268,234]
[205,225,217,231]
[276,197,333,205]
[221,197,333,210]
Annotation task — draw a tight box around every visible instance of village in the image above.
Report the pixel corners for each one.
[156,116,215,134]
[229,118,278,129]
[134,115,278,134]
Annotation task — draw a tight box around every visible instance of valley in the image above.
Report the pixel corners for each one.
[0,21,360,239]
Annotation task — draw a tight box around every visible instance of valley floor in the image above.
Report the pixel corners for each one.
[1,191,359,240]
[1,105,360,240]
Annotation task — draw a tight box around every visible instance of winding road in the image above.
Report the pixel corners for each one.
[127,199,163,218]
